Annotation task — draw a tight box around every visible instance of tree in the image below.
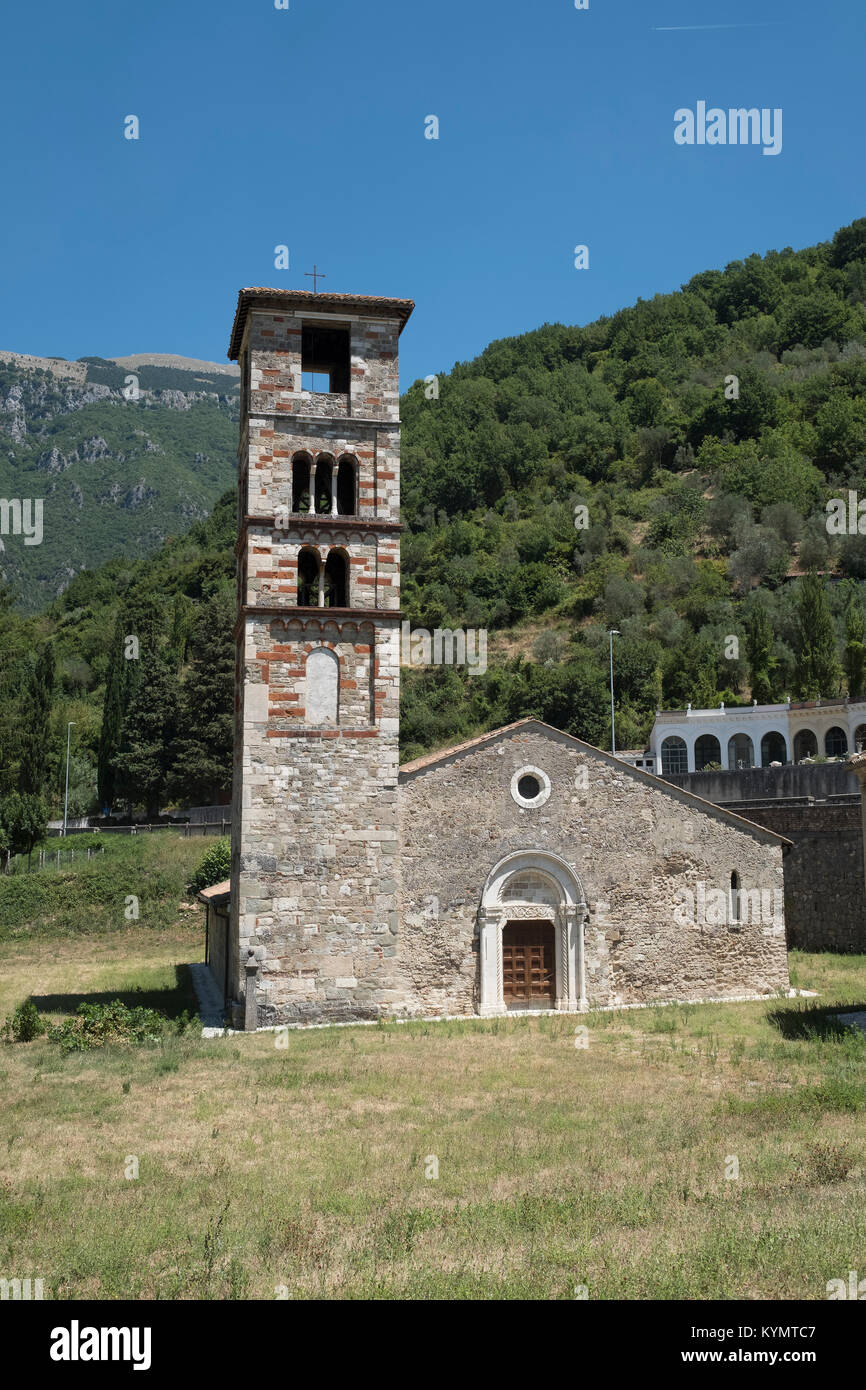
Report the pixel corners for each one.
[168,590,234,805]
[794,572,841,699]
[843,585,866,698]
[98,595,163,813]
[746,604,777,704]
[0,792,48,867]
[97,615,126,812]
[18,643,56,798]
[113,654,181,819]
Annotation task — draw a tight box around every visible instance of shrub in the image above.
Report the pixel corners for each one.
[45,1000,174,1053]
[3,999,44,1042]
[187,837,231,895]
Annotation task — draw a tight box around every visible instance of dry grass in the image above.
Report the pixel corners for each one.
[1,935,865,1300]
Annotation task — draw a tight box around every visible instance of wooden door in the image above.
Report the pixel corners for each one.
[502,922,555,1006]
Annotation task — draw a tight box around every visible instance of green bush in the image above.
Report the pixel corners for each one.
[187,837,231,895]
[44,1000,186,1053]
[3,999,44,1042]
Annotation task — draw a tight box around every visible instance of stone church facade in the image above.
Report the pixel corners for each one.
[224,287,790,1029]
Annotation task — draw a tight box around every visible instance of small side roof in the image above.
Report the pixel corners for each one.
[399,718,792,849]
[228,288,414,360]
[197,879,231,906]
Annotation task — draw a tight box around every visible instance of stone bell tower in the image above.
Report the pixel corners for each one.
[227,288,414,1027]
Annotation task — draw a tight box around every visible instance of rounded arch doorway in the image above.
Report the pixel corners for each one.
[478,852,587,1016]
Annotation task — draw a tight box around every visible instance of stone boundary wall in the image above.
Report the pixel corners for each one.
[724,800,865,954]
[665,766,865,953]
[664,761,859,803]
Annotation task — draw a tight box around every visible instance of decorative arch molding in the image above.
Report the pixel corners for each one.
[272,617,376,640]
[478,851,588,1017]
[292,527,379,549]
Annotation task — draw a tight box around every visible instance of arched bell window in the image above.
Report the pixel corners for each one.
[336,455,357,516]
[315,455,335,515]
[291,453,313,514]
[323,550,349,608]
[297,547,320,606]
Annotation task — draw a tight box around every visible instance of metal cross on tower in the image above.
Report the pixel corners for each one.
[305,265,326,293]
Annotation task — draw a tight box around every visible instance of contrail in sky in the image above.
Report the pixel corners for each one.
[652,22,777,30]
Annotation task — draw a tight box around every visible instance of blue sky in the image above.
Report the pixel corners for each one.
[1,0,863,390]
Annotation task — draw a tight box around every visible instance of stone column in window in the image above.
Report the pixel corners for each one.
[330,468,338,517]
[317,556,325,608]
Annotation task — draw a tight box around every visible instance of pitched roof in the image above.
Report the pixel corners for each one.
[399,718,791,847]
[197,879,231,905]
[228,288,415,360]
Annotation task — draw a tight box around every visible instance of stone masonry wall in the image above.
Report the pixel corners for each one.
[399,726,790,1015]
[229,302,408,1026]
[724,801,866,953]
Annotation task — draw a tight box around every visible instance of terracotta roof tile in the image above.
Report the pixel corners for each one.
[228,288,414,359]
[197,879,231,903]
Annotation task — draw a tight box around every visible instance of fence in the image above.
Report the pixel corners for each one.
[2,821,230,874]
[3,844,107,875]
[47,822,231,839]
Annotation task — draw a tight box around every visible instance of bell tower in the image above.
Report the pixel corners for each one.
[227,288,414,1027]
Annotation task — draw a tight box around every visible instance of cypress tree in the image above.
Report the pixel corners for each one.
[97,593,162,813]
[843,584,866,699]
[746,604,776,705]
[113,652,181,820]
[97,614,126,812]
[795,572,841,699]
[18,642,56,797]
[168,589,234,806]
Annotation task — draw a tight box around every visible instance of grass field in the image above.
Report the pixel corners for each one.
[1,837,865,1300]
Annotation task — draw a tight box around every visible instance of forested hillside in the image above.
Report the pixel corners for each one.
[2,218,866,829]
[399,217,866,756]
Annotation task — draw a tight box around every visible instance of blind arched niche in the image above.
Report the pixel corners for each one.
[305,646,339,725]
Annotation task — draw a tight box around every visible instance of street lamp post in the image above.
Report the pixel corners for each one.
[608,630,620,756]
[62,722,76,837]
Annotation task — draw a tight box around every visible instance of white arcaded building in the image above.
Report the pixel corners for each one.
[647,697,866,776]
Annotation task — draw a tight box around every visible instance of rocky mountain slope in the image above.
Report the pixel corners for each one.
[0,353,239,609]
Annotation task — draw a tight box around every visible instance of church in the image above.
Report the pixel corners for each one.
[221,286,790,1029]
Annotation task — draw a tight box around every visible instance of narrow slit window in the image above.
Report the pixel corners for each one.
[730,871,741,923]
